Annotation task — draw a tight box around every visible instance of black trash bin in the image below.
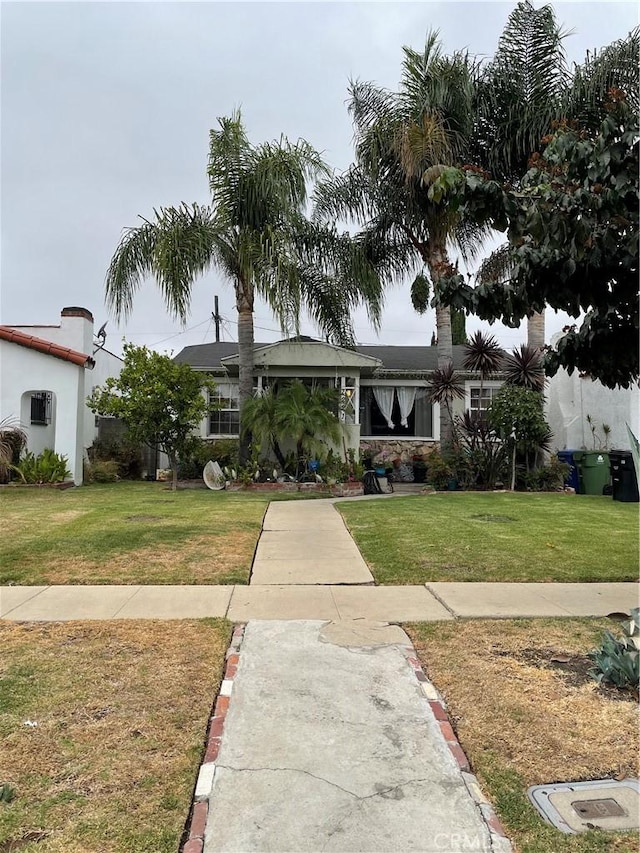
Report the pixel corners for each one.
[609,450,639,502]
[557,450,581,492]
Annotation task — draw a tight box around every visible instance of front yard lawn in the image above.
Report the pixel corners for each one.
[338,492,638,583]
[0,482,269,585]
[0,618,230,853]
[407,618,639,853]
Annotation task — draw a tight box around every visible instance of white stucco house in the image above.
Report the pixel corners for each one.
[174,337,504,462]
[547,368,639,452]
[0,307,122,485]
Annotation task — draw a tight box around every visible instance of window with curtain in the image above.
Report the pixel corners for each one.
[359,386,433,437]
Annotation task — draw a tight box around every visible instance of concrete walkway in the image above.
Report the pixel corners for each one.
[199,620,510,853]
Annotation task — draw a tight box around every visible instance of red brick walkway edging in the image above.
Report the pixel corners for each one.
[180,624,246,853]
[403,645,512,850]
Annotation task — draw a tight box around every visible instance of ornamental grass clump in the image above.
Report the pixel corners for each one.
[588,608,640,691]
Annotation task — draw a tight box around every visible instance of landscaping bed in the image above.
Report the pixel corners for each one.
[406,617,639,853]
[0,619,230,853]
[337,492,638,583]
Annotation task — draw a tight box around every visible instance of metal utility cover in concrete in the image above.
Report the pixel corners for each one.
[528,779,639,833]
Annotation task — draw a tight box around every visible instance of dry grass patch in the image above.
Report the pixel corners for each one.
[0,483,267,585]
[0,619,230,852]
[407,618,639,853]
[39,531,257,585]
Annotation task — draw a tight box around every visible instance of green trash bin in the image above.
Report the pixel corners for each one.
[573,450,611,495]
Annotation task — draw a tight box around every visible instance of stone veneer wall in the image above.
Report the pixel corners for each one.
[360,439,439,464]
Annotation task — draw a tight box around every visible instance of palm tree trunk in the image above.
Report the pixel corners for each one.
[425,238,455,451]
[527,311,545,351]
[236,282,255,466]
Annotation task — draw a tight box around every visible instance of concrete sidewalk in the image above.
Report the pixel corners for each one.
[197,620,511,853]
[1,582,637,621]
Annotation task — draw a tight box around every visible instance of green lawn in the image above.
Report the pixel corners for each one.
[0,482,271,585]
[338,492,638,583]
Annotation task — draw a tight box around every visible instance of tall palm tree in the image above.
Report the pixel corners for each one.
[106,113,383,463]
[472,1,639,349]
[314,34,485,448]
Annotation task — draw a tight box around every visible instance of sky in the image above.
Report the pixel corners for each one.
[2,0,637,358]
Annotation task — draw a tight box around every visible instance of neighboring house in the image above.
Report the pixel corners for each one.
[174,337,501,461]
[546,367,639,452]
[0,307,122,484]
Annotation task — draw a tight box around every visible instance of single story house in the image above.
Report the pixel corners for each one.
[0,307,122,484]
[174,337,504,462]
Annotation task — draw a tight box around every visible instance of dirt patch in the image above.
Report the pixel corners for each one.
[407,619,640,787]
[492,646,638,701]
[124,515,163,522]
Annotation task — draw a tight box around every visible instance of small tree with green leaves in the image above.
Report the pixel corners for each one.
[88,344,214,490]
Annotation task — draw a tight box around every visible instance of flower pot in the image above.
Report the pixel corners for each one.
[413,466,426,483]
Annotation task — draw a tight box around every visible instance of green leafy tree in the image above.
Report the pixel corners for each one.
[88,343,213,490]
[105,113,382,465]
[433,94,638,388]
[471,3,638,349]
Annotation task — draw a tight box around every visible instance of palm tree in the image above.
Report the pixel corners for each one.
[273,381,342,478]
[106,113,383,464]
[472,1,639,349]
[314,34,485,449]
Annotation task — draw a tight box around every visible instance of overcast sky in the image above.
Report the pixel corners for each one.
[2,1,637,357]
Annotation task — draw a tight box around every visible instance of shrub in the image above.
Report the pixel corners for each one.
[177,438,239,479]
[12,448,71,484]
[519,455,570,491]
[85,460,120,483]
[589,609,640,691]
[87,437,143,479]
[425,451,453,490]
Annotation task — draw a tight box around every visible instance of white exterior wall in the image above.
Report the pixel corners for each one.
[0,340,89,485]
[546,368,640,451]
[10,311,122,455]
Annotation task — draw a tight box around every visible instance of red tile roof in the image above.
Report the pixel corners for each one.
[0,326,95,368]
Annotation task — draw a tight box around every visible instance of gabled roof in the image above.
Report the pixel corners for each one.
[0,326,95,368]
[173,340,476,372]
[222,339,382,370]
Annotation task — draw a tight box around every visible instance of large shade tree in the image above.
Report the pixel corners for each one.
[314,34,485,449]
[471,1,639,349]
[106,113,383,463]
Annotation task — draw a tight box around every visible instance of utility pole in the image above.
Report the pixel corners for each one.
[213,295,221,343]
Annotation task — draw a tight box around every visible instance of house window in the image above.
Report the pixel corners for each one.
[360,386,433,437]
[30,391,52,426]
[208,384,239,435]
[468,385,501,421]
[340,377,357,424]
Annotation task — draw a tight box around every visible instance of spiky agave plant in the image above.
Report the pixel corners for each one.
[502,345,545,391]
[0,417,27,483]
[427,364,465,447]
[462,330,504,399]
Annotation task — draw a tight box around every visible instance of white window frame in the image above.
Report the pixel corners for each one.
[207,382,240,437]
[359,381,437,440]
[465,381,503,419]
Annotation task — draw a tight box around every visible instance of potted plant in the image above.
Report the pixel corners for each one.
[412,455,427,483]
